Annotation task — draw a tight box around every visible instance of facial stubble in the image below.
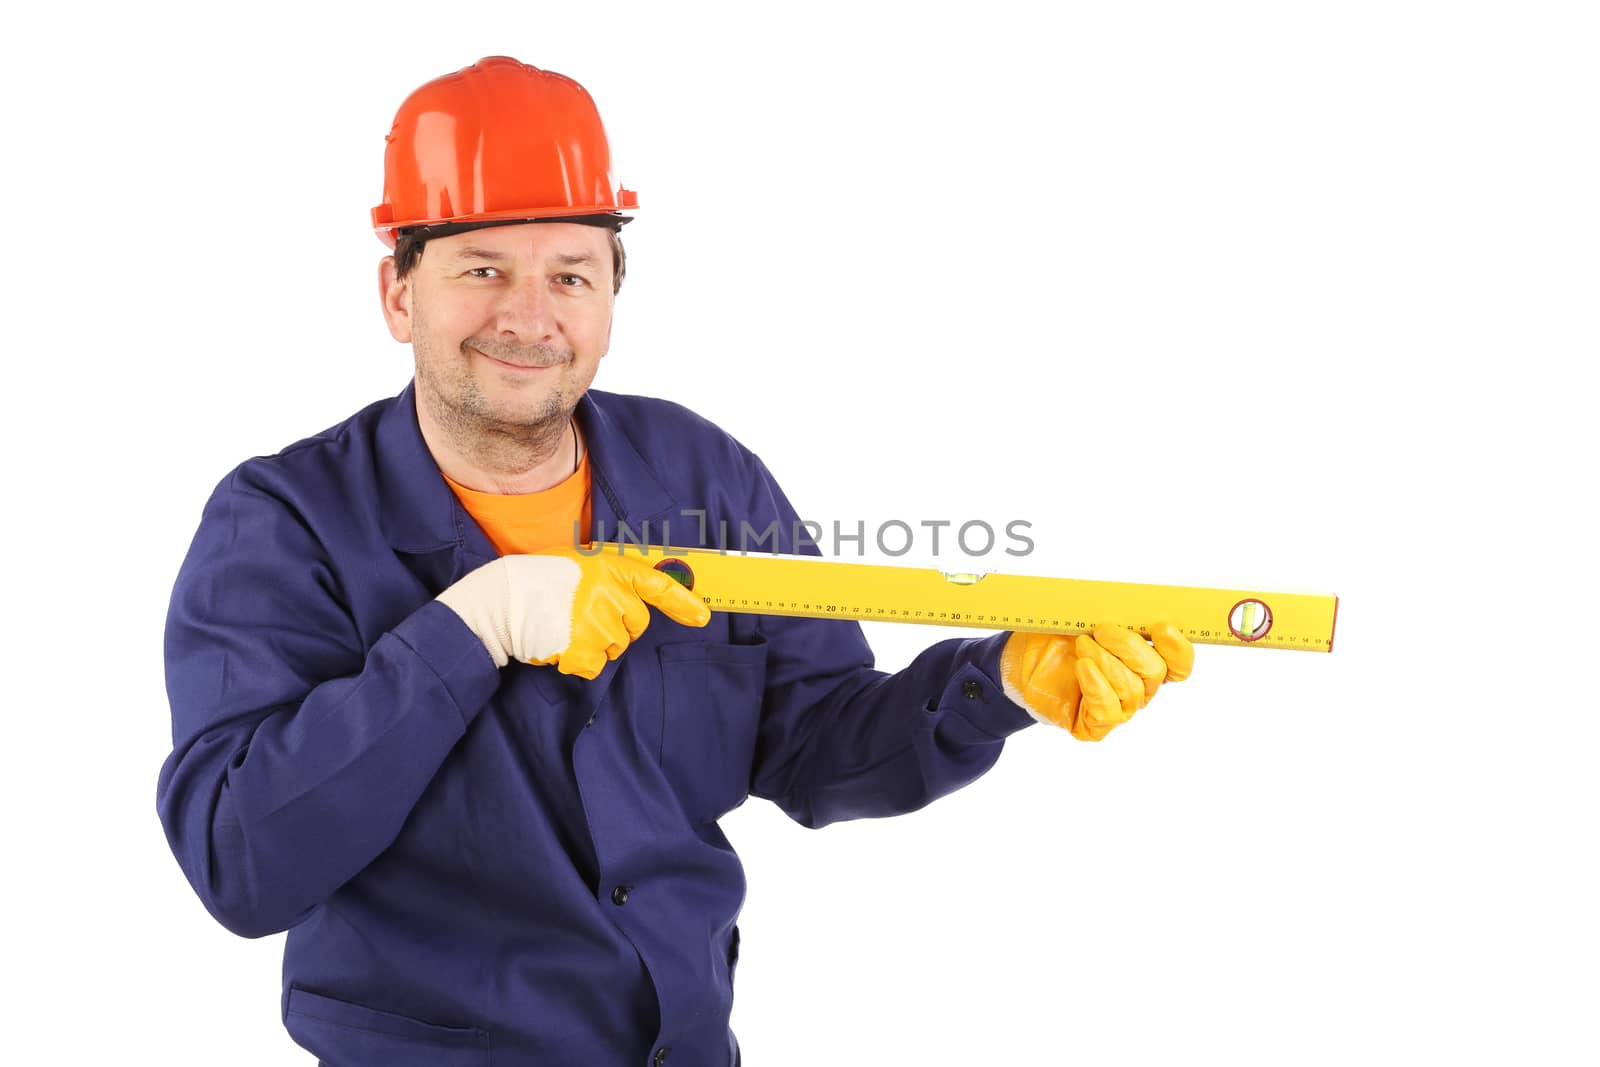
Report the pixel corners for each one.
[412,301,577,475]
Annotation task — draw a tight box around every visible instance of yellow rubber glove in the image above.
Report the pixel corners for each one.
[999,623,1194,741]
[437,548,712,679]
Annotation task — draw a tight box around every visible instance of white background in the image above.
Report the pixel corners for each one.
[3,1,1596,1063]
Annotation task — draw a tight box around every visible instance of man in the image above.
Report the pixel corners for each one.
[158,57,1193,1066]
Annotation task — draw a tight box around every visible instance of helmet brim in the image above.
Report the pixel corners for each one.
[396,214,633,243]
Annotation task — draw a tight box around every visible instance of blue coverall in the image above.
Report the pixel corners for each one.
[157,384,1035,1065]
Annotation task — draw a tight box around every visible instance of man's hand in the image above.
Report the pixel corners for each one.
[1000,623,1194,741]
[437,549,711,678]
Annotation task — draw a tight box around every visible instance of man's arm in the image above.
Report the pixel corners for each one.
[156,472,501,938]
[752,621,1029,828]
[731,452,1190,826]
[728,454,1035,828]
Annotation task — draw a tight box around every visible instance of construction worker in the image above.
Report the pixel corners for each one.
[157,56,1194,1065]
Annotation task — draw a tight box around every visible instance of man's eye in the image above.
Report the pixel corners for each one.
[466,267,501,279]
[556,273,587,287]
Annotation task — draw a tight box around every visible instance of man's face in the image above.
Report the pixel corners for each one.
[383,222,616,444]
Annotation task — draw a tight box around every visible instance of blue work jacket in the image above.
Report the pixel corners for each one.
[158,384,1034,1066]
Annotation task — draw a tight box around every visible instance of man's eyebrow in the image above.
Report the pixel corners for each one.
[450,246,510,262]
[554,252,597,266]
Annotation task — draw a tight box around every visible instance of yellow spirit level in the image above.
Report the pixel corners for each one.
[606,545,1337,652]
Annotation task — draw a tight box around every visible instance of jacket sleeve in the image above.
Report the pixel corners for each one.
[737,455,1036,829]
[156,471,501,938]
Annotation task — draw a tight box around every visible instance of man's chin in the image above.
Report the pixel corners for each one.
[474,402,571,437]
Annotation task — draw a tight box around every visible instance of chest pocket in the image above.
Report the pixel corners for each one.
[658,639,768,825]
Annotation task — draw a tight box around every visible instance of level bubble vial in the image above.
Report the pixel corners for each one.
[1228,598,1273,641]
[655,558,695,591]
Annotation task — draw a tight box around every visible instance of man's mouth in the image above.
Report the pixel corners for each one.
[472,346,562,371]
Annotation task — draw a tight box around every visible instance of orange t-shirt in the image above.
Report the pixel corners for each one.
[441,453,594,556]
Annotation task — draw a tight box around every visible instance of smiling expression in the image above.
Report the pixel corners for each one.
[384,222,617,447]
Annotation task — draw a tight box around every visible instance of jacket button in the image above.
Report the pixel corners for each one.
[611,885,630,906]
[654,1048,670,1066]
[962,680,982,700]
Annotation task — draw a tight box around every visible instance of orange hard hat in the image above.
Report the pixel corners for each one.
[371,56,637,248]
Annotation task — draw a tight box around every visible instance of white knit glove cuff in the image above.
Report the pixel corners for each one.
[436,556,582,669]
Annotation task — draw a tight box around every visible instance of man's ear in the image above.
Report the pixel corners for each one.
[379,257,412,343]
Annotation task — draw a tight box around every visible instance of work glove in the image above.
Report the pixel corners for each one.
[437,549,711,679]
[999,623,1194,741]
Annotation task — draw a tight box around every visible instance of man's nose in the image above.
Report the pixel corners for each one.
[495,275,555,340]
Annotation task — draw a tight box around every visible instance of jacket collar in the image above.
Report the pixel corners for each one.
[375,382,681,562]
